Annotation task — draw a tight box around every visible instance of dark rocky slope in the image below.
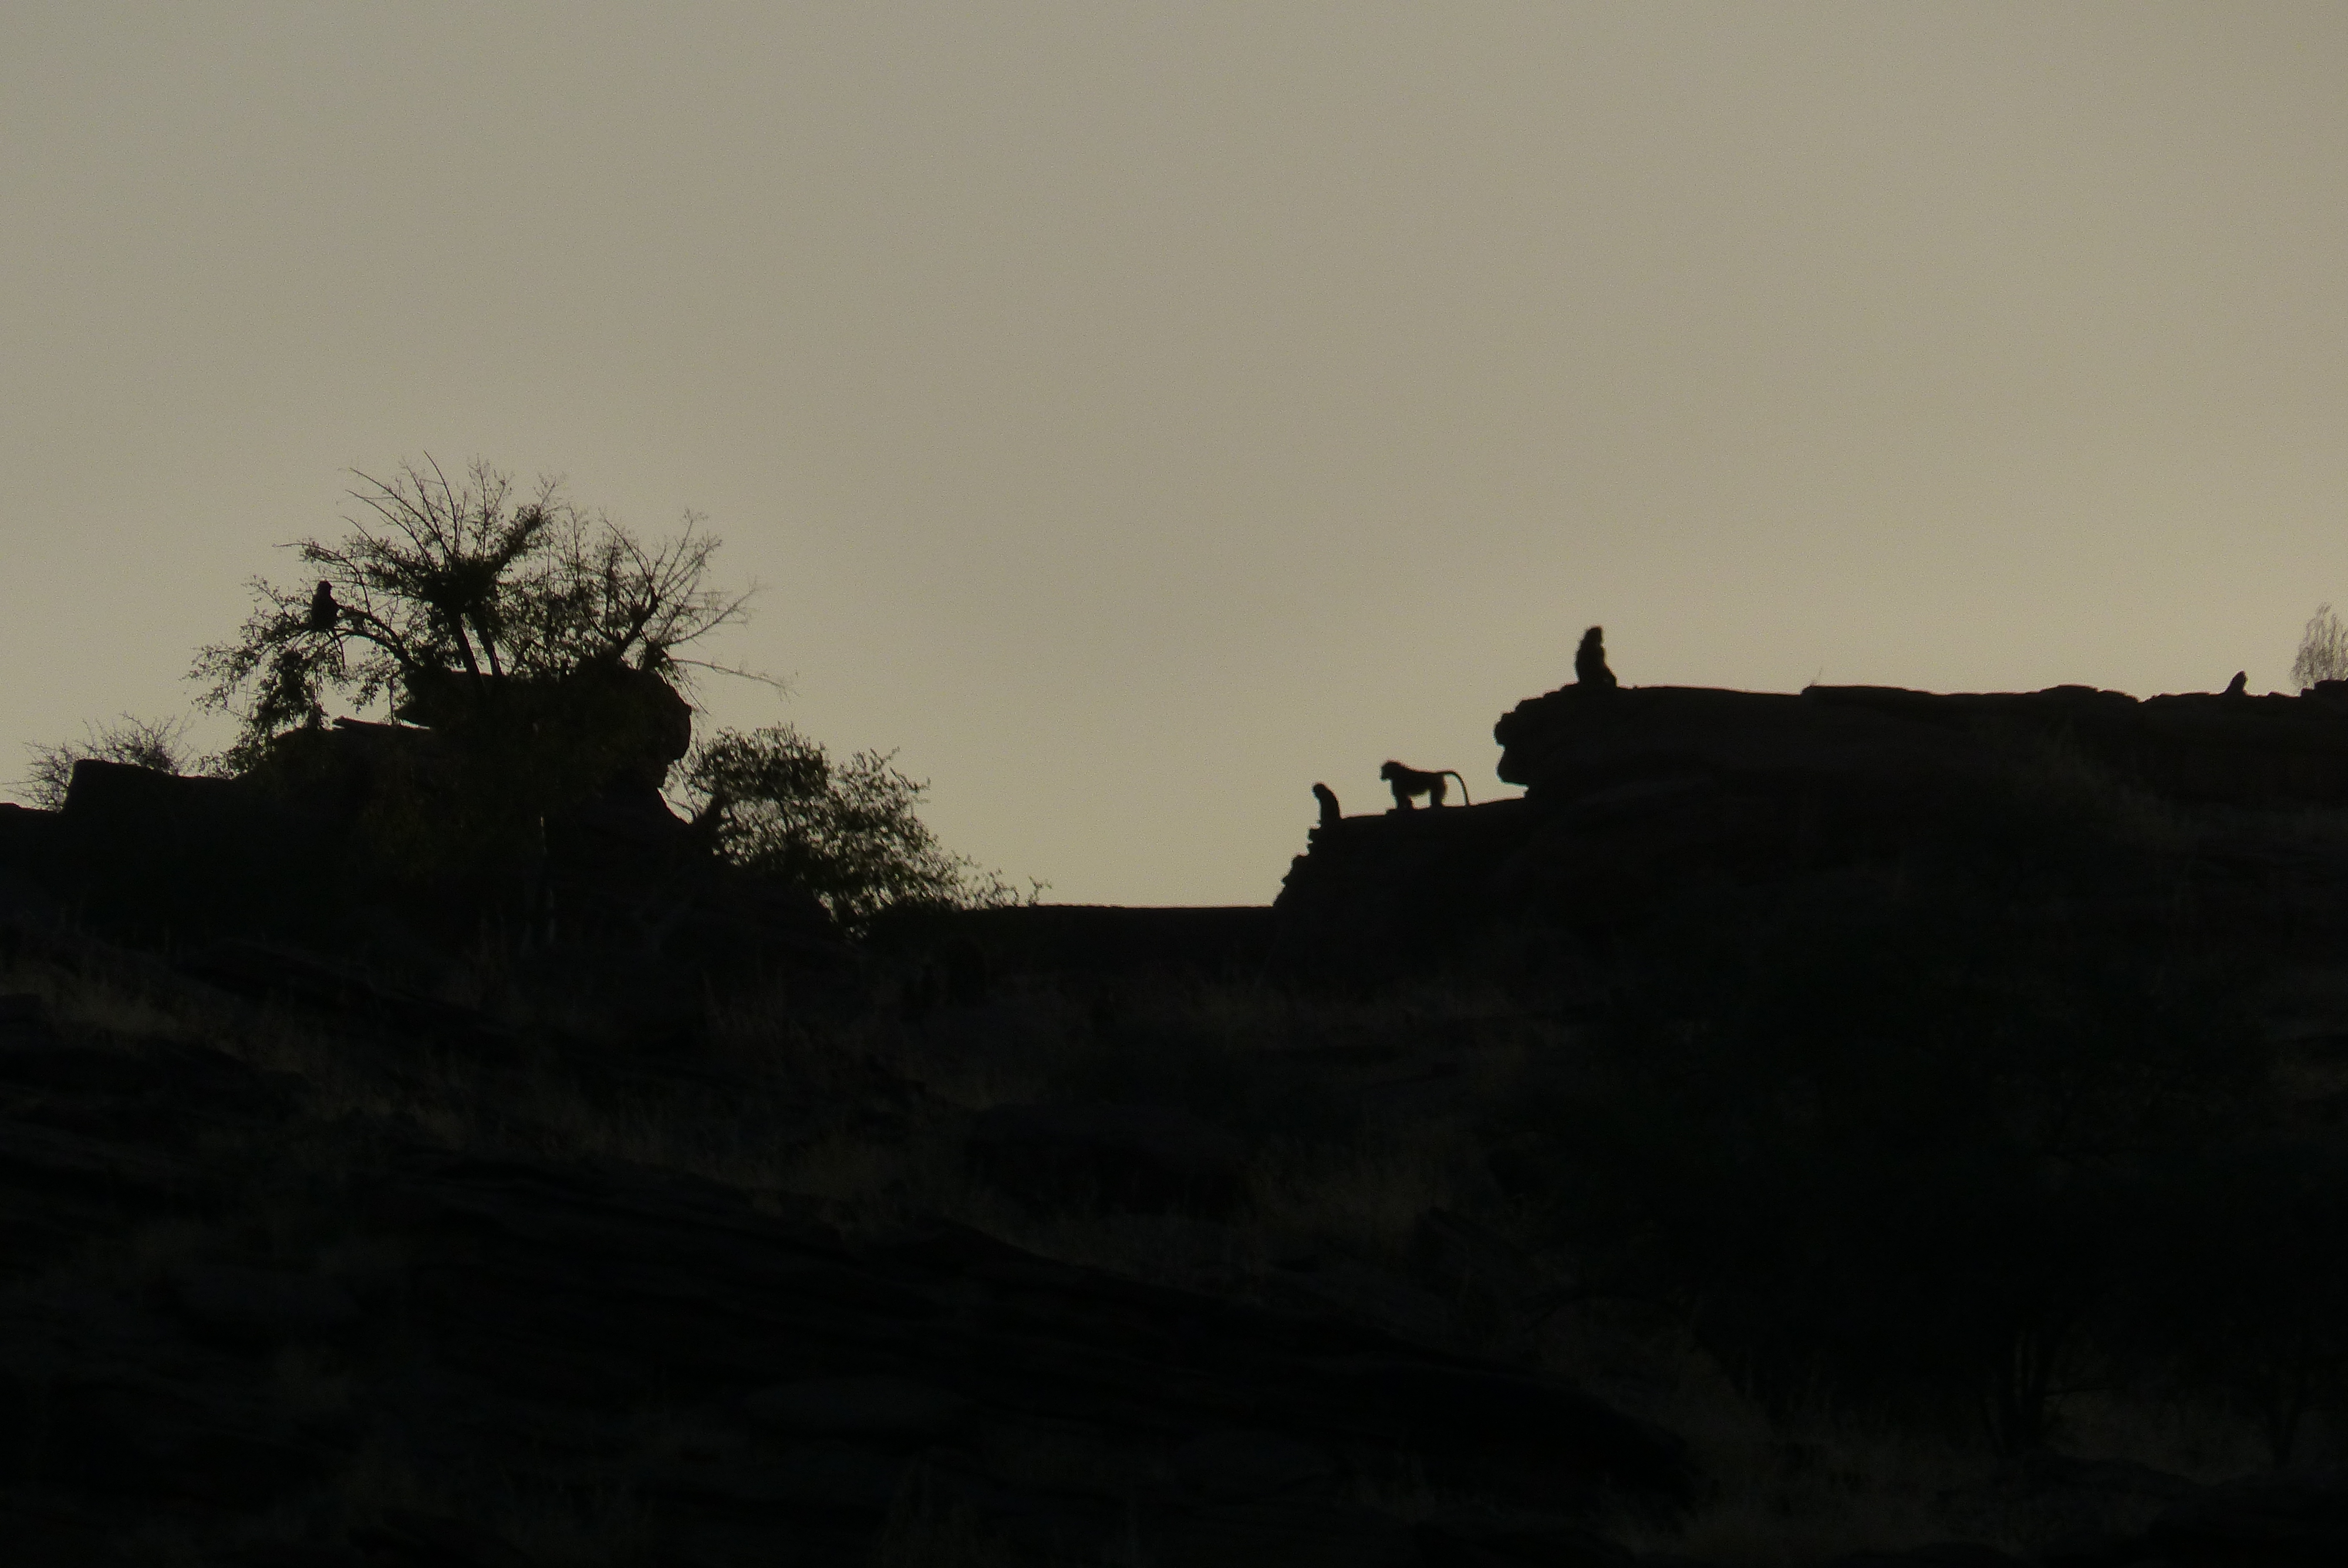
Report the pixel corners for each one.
[0,928,1685,1567]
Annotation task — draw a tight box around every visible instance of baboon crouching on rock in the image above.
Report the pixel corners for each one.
[1381,761,1471,811]
[1575,626,1617,691]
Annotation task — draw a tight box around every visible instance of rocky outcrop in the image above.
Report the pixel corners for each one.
[1277,680,2348,969]
[1276,800,1549,968]
[394,660,695,793]
[1494,681,2348,810]
[0,721,836,977]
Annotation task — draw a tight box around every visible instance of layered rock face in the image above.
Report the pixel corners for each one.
[394,661,697,794]
[1495,681,2348,810]
[1276,680,2348,967]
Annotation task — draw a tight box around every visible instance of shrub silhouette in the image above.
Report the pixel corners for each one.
[15,714,197,809]
[679,725,1025,932]
[177,456,1008,927]
[2292,602,2348,691]
[192,457,748,776]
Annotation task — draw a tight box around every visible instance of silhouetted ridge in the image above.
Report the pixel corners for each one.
[1277,678,2348,970]
[1497,680,2348,807]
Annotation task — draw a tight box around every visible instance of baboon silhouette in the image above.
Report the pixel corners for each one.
[308,580,339,634]
[2225,671,2248,698]
[1312,782,1342,828]
[1574,626,1617,691]
[1381,761,1470,811]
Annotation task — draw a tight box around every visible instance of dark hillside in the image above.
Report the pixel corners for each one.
[0,923,1686,1567]
[871,904,1276,982]
[9,674,2348,1563]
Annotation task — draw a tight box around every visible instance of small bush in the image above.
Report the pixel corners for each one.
[2292,602,2348,690]
[679,724,1027,932]
[16,714,197,809]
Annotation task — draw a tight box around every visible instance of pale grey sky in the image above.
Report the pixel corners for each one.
[5,4,2347,904]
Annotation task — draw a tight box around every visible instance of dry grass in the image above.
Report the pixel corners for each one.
[869,1465,1033,1568]
[1566,1326,2002,1567]
[1,931,2307,1565]
[1246,1126,1471,1262]
[1982,728,2194,853]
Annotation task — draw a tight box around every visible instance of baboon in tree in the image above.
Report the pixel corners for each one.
[308,580,340,634]
[1312,782,1342,828]
[1575,626,1617,691]
[1381,761,1471,810]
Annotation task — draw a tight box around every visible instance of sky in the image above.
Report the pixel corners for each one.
[5,4,2348,905]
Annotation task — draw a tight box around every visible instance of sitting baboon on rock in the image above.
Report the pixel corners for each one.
[1312,782,1342,828]
[1576,626,1618,691]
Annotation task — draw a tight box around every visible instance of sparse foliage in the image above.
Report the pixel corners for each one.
[16,714,197,810]
[680,725,1027,930]
[191,457,754,772]
[178,455,1024,929]
[2292,602,2348,691]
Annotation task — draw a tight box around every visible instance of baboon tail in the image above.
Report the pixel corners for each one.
[1443,771,1472,805]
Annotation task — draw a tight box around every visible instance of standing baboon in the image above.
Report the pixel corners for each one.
[1312,782,1342,828]
[1381,761,1471,810]
[1575,626,1617,691]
